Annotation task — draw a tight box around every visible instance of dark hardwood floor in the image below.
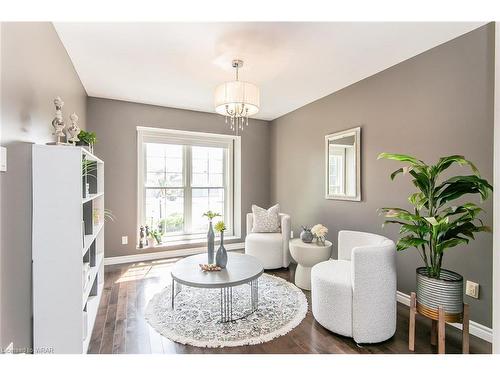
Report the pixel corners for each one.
[88,257,492,354]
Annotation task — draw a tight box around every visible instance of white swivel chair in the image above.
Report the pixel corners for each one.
[245,213,291,269]
[311,230,396,344]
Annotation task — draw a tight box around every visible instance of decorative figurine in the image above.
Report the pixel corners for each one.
[139,226,145,249]
[66,112,81,144]
[145,225,150,247]
[51,97,66,144]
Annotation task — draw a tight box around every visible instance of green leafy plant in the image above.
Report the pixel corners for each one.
[214,221,226,233]
[104,209,116,222]
[150,229,162,244]
[203,211,221,220]
[82,159,98,180]
[78,130,97,145]
[378,153,492,279]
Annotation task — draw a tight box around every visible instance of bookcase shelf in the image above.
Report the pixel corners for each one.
[83,222,104,255]
[32,145,105,354]
[82,192,104,204]
[82,252,104,308]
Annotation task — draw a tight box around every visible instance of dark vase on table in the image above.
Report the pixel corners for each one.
[300,227,314,243]
[216,231,228,268]
[207,220,215,264]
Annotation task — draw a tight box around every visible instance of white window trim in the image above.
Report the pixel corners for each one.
[137,126,241,246]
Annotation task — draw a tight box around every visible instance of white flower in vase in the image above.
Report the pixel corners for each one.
[311,224,328,245]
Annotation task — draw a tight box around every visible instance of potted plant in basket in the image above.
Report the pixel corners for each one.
[378,153,492,321]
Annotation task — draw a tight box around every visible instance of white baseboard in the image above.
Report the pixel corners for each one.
[396,291,492,343]
[104,242,245,265]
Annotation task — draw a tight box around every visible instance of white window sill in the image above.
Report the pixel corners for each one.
[137,235,240,250]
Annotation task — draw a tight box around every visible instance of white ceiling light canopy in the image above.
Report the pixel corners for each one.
[215,59,260,134]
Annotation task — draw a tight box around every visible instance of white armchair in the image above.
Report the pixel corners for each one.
[311,230,397,344]
[245,212,291,269]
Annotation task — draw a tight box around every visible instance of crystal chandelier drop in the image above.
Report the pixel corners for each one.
[214,59,260,134]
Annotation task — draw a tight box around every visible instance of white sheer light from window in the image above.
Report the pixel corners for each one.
[138,129,234,242]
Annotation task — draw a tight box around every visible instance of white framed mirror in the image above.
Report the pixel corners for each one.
[325,127,361,201]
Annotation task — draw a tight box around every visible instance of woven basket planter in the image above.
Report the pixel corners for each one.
[416,267,464,323]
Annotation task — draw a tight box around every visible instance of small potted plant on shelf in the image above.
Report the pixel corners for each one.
[77,130,97,154]
[214,221,227,268]
[378,153,492,321]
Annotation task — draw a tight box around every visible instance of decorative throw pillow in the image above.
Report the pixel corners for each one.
[252,204,280,233]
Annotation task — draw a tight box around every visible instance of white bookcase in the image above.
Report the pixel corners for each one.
[32,145,105,354]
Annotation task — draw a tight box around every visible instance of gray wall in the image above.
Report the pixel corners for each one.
[270,24,494,326]
[0,22,87,350]
[87,97,271,258]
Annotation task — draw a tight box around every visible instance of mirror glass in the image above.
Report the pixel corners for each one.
[325,127,361,201]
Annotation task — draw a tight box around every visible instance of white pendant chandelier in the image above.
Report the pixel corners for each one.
[214,59,260,134]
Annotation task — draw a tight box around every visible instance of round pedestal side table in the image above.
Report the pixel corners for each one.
[289,238,333,290]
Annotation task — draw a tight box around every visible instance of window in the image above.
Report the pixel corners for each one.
[138,127,237,243]
[329,148,345,195]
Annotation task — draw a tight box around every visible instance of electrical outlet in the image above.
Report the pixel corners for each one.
[465,280,480,299]
[0,146,7,172]
[121,236,128,245]
[291,230,294,239]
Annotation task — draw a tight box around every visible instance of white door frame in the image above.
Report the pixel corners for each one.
[493,21,500,353]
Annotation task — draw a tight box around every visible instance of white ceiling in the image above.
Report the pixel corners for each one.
[54,22,486,121]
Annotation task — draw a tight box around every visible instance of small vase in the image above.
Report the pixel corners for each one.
[300,228,314,243]
[207,221,215,264]
[216,231,227,268]
[316,236,326,246]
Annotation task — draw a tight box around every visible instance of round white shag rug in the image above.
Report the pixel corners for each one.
[145,273,308,348]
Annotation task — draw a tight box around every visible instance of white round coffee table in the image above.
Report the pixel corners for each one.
[289,238,333,290]
[171,253,264,323]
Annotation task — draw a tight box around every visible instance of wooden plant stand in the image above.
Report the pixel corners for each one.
[409,292,469,354]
